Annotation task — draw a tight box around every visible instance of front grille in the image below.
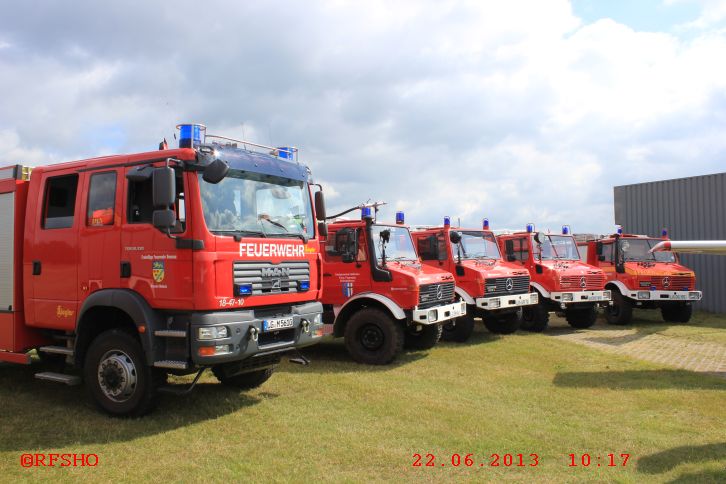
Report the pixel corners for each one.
[645,276,694,290]
[559,273,605,291]
[258,328,296,346]
[484,275,530,296]
[418,282,455,309]
[233,261,310,296]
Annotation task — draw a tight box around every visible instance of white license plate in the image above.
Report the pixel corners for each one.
[672,294,687,300]
[263,317,294,331]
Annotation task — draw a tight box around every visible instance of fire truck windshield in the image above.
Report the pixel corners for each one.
[620,238,676,263]
[199,170,314,239]
[373,225,418,261]
[538,235,581,260]
[453,231,501,260]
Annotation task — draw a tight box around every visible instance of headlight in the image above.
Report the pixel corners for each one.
[489,298,501,309]
[461,302,467,313]
[427,309,439,322]
[313,313,323,325]
[198,326,229,340]
[689,292,700,300]
[530,293,538,303]
[637,291,651,299]
[562,293,573,302]
[603,290,611,299]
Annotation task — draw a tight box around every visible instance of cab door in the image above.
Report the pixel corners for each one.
[79,170,122,298]
[27,171,81,330]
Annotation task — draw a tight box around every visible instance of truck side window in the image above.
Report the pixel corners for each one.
[43,174,78,229]
[601,242,613,263]
[513,238,529,263]
[127,168,185,231]
[87,172,116,226]
[417,235,445,261]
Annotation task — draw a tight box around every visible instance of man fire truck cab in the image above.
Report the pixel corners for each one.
[579,228,702,324]
[497,224,611,332]
[0,123,327,416]
[321,206,466,365]
[411,217,538,341]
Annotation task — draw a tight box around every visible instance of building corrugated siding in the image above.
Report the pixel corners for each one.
[614,172,726,313]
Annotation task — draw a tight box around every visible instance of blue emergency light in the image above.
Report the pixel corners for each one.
[444,216,451,227]
[361,206,372,219]
[277,147,294,160]
[526,223,535,233]
[177,123,205,149]
[562,225,570,235]
[661,228,668,237]
[483,218,490,230]
[617,226,623,235]
[298,280,310,291]
[236,283,253,296]
[396,211,405,224]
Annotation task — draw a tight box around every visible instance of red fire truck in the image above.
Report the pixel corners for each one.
[578,228,702,324]
[411,217,538,341]
[0,123,327,416]
[320,206,466,364]
[497,225,611,331]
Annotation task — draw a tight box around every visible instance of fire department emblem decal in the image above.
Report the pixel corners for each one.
[580,276,587,289]
[505,278,514,291]
[663,277,670,288]
[342,282,354,298]
[152,261,165,283]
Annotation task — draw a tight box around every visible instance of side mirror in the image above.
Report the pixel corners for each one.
[595,241,603,255]
[449,231,461,244]
[314,191,326,220]
[318,221,328,238]
[380,229,391,244]
[533,231,545,244]
[153,209,175,230]
[598,255,606,262]
[152,167,175,208]
[202,159,229,184]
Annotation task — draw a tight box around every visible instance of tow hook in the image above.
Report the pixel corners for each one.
[289,350,310,366]
[249,327,259,342]
[301,319,310,334]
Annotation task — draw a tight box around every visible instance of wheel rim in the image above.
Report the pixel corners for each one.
[97,350,138,403]
[359,324,385,351]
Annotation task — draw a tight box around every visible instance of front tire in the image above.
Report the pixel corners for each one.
[483,310,521,335]
[605,290,633,325]
[520,300,549,332]
[213,367,274,389]
[441,310,475,342]
[565,306,597,329]
[404,323,441,350]
[661,303,693,323]
[344,308,404,365]
[84,329,162,417]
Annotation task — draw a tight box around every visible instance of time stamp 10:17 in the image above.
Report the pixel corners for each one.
[411,453,631,469]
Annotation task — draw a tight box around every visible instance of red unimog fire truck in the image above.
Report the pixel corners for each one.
[496,224,611,332]
[578,228,702,324]
[0,123,327,416]
[320,206,466,364]
[411,217,538,341]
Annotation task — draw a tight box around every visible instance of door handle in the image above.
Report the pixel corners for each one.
[32,260,41,275]
[120,261,131,278]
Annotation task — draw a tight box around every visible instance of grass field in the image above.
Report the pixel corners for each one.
[1,311,725,483]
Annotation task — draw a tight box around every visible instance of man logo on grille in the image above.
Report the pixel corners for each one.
[436,285,444,300]
[261,267,291,278]
[580,276,587,289]
[663,276,670,288]
[505,278,514,291]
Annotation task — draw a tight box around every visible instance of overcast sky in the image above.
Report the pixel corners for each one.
[1,0,725,234]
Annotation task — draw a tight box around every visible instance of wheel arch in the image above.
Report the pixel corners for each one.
[530,282,549,299]
[75,289,163,366]
[454,287,475,305]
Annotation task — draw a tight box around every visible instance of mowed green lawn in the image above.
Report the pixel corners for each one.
[1,313,724,483]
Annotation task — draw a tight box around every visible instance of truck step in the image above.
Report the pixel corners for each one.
[154,360,189,370]
[35,372,81,386]
[51,334,75,341]
[38,345,74,356]
[154,330,187,338]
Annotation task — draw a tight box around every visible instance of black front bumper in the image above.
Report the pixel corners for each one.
[190,301,323,366]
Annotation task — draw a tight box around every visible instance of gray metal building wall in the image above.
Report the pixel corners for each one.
[614,172,726,313]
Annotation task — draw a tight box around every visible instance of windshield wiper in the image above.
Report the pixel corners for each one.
[276,232,309,243]
[260,217,289,232]
[213,229,267,239]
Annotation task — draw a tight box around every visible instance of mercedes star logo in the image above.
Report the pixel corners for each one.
[436,285,444,300]
[505,278,514,291]
[580,276,587,289]
[663,277,670,288]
